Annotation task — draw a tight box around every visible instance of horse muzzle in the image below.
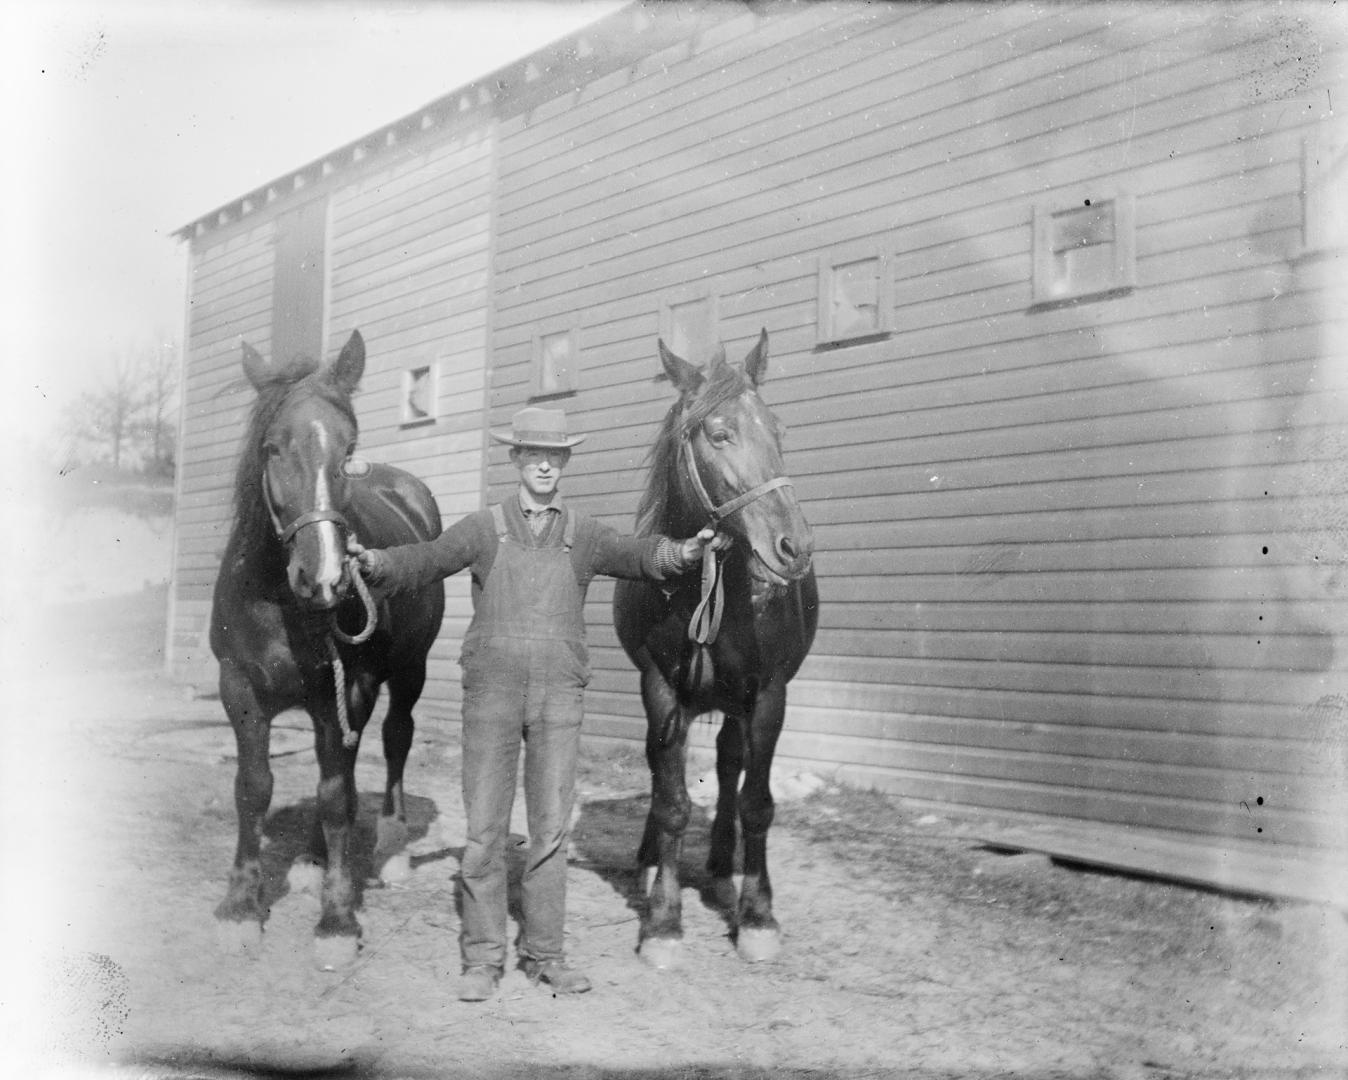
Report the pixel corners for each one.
[288,553,351,612]
[750,529,814,587]
[281,510,353,612]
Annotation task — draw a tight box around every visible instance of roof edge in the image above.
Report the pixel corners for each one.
[173,1,744,243]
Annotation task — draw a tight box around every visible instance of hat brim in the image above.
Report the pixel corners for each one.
[490,431,587,448]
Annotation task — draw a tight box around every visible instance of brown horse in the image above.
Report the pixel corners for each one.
[613,330,818,967]
[211,330,444,968]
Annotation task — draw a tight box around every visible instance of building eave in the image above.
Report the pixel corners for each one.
[172,1,740,244]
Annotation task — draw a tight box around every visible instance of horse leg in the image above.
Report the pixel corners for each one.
[215,660,276,952]
[376,666,425,884]
[636,667,692,969]
[310,687,371,970]
[285,810,327,897]
[706,714,745,914]
[735,680,786,962]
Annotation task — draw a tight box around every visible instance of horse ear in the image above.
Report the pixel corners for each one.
[241,339,269,390]
[742,328,769,387]
[658,338,704,394]
[330,330,365,395]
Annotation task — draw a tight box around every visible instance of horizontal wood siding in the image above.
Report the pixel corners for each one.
[325,125,496,710]
[169,122,497,703]
[488,2,1348,866]
[168,219,277,685]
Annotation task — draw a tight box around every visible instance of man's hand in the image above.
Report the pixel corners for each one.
[346,536,388,583]
[679,527,730,566]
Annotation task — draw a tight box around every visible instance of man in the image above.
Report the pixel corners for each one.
[350,406,722,1002]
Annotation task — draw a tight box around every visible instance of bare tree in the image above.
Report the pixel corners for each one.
[63,336,180,476]
[132,338,180,477]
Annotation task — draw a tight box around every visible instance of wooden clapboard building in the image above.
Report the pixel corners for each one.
[169,2,1348,902]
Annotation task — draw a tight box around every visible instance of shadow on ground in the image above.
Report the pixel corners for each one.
[572,794,745,925]
[255,791,443,913]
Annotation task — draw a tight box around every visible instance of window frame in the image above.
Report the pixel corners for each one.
[659,281,721,362]
[400,362,438,428]
[1031,192,1137,306]
[529,323,582,401]
[816,246,894,347]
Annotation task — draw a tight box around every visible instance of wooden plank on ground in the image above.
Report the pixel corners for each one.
[981,821,1348,910]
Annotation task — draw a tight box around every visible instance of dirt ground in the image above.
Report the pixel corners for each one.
[3,586,1346,1080]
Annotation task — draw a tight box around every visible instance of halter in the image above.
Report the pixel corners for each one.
[678,419,795,646]
[261,469,350,544]
[677,425,794,528]
[261,468,377,747]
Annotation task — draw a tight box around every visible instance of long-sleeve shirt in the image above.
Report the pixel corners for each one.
[369,496,687,608]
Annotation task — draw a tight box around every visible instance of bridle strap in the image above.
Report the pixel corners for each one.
[689,544,725,646]
[261,470,349,544]
[710,475,793,521]
[279,508,349,545]
[678,429,794,526]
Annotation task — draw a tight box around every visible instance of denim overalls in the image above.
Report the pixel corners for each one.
[457,503,587,970]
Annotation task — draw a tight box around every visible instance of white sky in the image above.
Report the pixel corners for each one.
[1,0,623,453]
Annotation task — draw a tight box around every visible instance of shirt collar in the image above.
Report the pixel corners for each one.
[518,489,563,517]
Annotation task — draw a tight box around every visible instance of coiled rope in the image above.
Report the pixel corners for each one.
[326,555,379,748]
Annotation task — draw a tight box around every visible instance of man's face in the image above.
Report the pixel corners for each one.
[512,446,571,500]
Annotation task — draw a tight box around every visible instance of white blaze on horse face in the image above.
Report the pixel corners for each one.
[309,420,345,592]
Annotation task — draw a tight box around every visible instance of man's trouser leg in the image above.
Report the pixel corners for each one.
[518,684,583,962]
[459,680,524,972]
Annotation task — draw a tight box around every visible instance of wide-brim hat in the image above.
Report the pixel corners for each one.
[490,406,587,448]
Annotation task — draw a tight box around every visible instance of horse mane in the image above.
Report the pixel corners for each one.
[635,360,752,536]
[228,373,357,556]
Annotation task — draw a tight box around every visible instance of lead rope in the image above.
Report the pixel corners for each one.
[331,555,378,645]
[326,554,380,749]
[688,540,724,645]
[326,636,359,748]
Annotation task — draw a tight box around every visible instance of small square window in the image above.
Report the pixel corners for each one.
[660,285,720,362]
[401,365,436,425]
[1032,194,1136,304]
[531,327,579,399]
[818,251,892,345]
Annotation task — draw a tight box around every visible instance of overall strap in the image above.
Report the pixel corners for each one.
[490,502,509,540]
[561,507,576,552]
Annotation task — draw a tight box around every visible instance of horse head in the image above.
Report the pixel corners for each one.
[657,330,814,587]
[239,330,366,611]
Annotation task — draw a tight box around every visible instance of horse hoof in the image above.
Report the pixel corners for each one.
[215,918,262,955]
[287,860,324,896]
[736,926,781,963]
[314,934,360,971]
[639,936,683,970]
[379,852,412,885]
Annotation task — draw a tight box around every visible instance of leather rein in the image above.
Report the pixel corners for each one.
[262,469,379,749]
[678,423,794,646]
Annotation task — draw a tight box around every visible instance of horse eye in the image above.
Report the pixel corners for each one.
[708,429,732,446]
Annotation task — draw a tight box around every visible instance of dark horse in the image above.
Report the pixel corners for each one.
[614,330,818,967]
[211,330,444,968]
